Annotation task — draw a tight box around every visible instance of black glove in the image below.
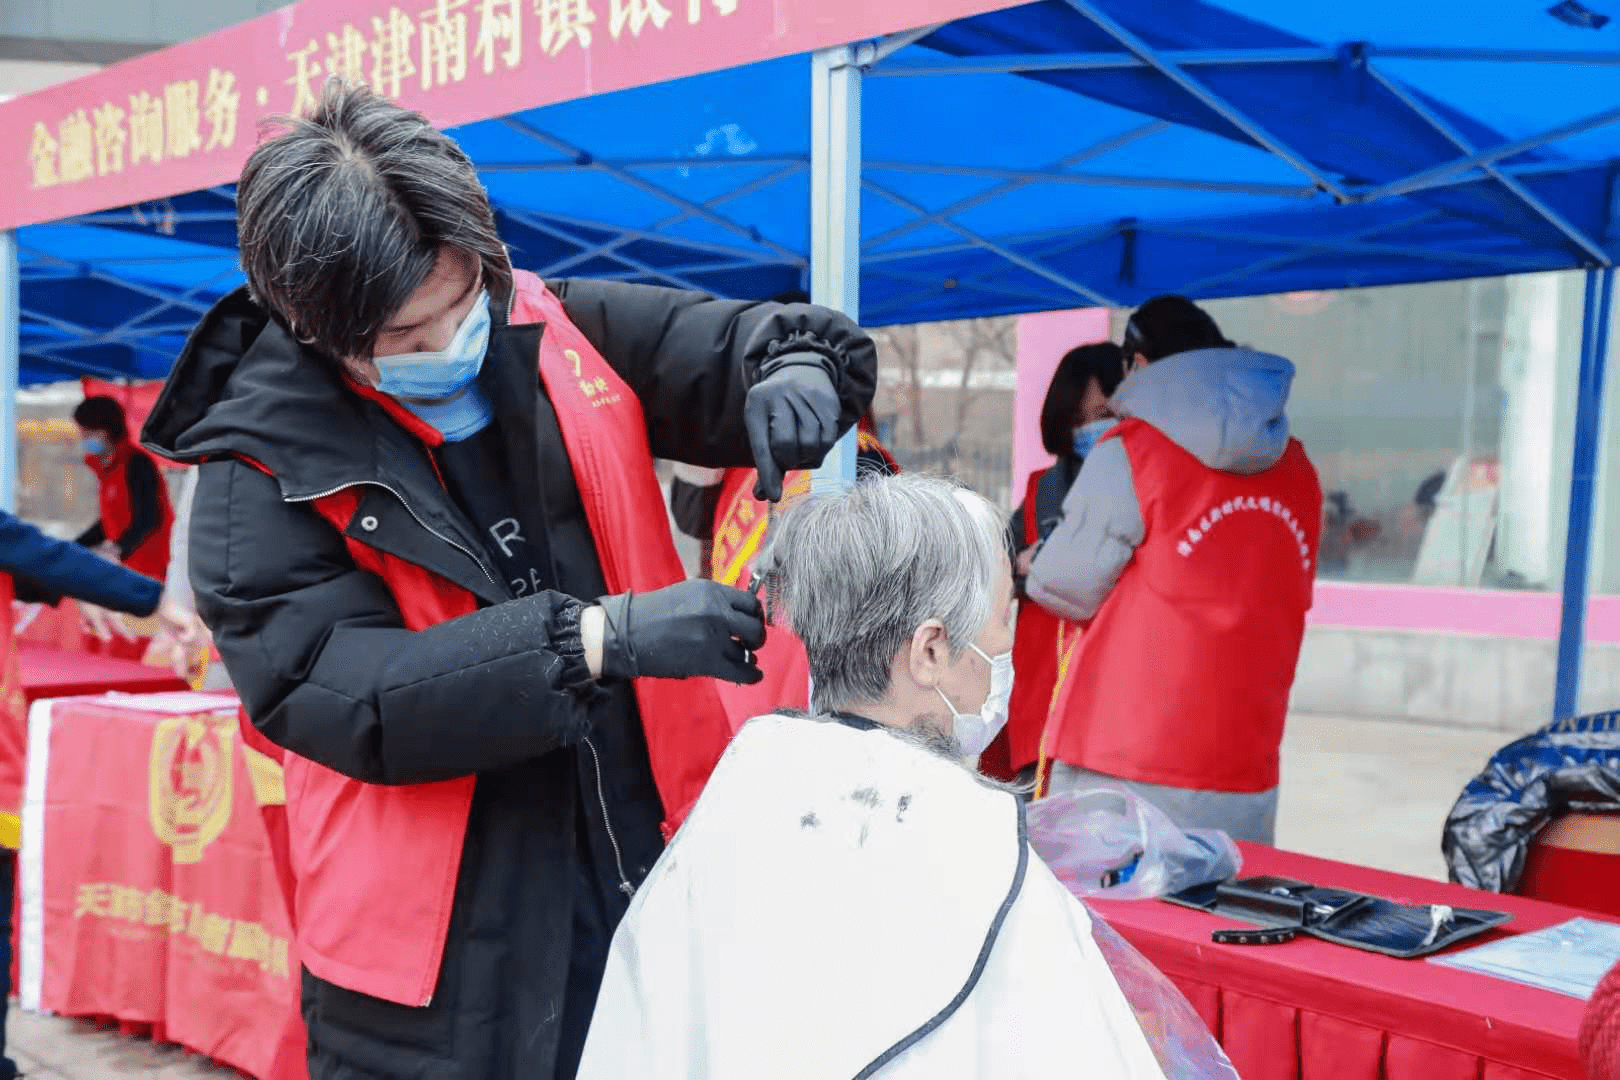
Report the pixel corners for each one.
[745,353,841,502]
[598,580,767,685]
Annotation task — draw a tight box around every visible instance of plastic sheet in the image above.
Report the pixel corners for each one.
[1444,711,1620,892]
[1027,787,1242,900]
[1027,788,1240,1076]
[1090,911,1240,1079]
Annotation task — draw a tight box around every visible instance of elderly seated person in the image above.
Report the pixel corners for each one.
[577,474,1224,1080]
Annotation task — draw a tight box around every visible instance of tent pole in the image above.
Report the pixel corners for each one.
[1554,266,1615,721]
[809,45,863,496]
[0,231,17,513]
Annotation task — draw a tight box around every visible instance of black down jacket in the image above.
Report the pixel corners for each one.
[143,277,877,1080]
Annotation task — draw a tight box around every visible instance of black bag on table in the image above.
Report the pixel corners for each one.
[1167,875,1510,958]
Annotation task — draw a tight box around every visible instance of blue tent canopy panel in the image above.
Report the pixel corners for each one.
[17,0,1620,384]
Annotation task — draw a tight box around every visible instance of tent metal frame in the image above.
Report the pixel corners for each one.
[3,5,1618,720]
[809,43,864,491]
[1,233,15,511]
[1556,267,1617,720]
[1365,66,1612,266]
[811,10,1620,721]
[869,46,1620,77]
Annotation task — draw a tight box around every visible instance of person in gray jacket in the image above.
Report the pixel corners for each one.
[1025,295,1321,844]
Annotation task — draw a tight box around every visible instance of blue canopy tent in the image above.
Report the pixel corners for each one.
[5,0,1620,715]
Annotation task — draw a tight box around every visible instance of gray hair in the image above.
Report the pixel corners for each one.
[764,474,1009,713]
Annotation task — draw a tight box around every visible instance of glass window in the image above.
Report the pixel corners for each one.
[1172,272,1613,594]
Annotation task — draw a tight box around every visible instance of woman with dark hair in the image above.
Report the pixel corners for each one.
[1027,294,1320,844]
[1013,342,1126,555]
[981,341,1123,784]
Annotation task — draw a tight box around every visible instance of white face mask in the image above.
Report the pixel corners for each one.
[936,643,1015,757]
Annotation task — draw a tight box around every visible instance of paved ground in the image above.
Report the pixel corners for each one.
[1276,712,1506,881]
[6,1013,236,1078]
[8,711,1515,1077]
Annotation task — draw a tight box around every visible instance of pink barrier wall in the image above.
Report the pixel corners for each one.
[1012,308,1111,503]
[1312,581,1620,644]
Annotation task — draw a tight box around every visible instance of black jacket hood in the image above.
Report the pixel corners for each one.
[143,286,533,501]
[142,287,385,497]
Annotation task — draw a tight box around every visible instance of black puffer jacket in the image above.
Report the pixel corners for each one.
[143,277,877,1080]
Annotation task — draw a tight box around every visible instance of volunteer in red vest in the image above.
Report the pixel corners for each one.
[0,509,164,1080]
[143,79,877,1080]
[980,341,1123,783]
[1026,295,1321,844]
[73,394,174,584]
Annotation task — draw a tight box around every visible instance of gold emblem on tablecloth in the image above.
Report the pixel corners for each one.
[148,712,233,864]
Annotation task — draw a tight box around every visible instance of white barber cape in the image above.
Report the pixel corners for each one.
[577,713,1169,1080]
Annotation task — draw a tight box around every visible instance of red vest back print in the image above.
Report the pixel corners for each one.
[1045,420,1321,794]
[85,441,175,581]
[269,271,734,1007]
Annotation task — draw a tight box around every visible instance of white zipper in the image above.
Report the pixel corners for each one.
[582,736,635,898]
[285,479,498,585]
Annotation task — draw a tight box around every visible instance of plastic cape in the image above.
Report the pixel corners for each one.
[1445,710,1620,892]
[576,713,1176,1079]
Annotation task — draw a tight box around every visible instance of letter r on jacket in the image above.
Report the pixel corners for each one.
[490,518,525,558]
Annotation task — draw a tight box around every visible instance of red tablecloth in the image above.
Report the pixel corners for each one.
[1092,843,1593,1080]
[17,693,305,1080]
[18,644,185,702]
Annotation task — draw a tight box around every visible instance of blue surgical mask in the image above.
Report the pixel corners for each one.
[402,385,494,443]
[1072,418,1115,460]
[82,435,108,457]
[373,290,492,402]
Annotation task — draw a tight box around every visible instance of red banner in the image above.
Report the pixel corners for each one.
[18,693,304,1080]
[0,0,1013,231]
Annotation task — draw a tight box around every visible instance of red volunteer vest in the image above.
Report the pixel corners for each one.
[1046,420,1321,794]
[266,271,734,1006]
[705,427,896,726]
[983,469,1084,781]
[86,441,175,581]
[0,575,24,846]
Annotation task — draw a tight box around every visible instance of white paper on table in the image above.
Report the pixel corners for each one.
[1428,917,1620,999]
[91,691,239,714]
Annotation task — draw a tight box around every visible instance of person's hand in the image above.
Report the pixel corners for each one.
[145,603,209,682]
[1016,546,1037,578]
[76,601,133,643]
[157,601,202,647]
[94,541,121,562]
[593,580,767,684]
[745,354,841,502]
